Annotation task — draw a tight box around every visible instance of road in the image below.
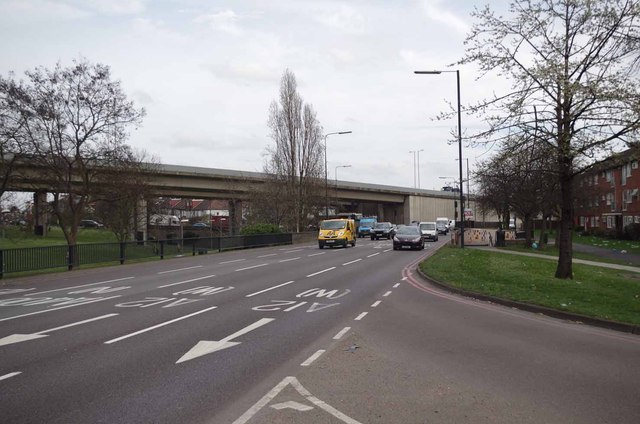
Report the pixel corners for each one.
[1,238,639,423]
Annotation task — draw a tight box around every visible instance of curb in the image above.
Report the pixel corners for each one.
[415,264,640,336]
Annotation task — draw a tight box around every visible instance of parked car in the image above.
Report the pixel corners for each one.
[80,219,104,228]
[393,225,424,250]
[371,222,395,240]
[418,221,438,241]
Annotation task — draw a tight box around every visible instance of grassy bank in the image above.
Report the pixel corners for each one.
[499,243,632,266]
[420,246,640,325]
[0,226,117,249]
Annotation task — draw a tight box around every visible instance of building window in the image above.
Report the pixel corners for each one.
[580,216,585,226]
[624,216,634,227]
[633,161,638,169]
[607,216,614,228]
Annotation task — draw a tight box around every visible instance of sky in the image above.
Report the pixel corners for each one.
[0,0,506,192]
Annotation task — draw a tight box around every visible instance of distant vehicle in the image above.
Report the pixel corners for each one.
[393,225,424,250]
[418,222,438,241]
[357,217,377,238]
[318,218,356,248]
[192,222,209,228]
[448,219,455,230]
[436,217,449,234]
[80,219,103,228]
[150,214,180,226]
[371,222,395,240]
[509,218,516,229]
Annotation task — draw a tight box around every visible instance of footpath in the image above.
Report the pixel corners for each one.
[477,243,640,273]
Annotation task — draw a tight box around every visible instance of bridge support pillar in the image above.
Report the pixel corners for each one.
[135,198,148,242]
[229,200,243,235]
[33,191,48,237]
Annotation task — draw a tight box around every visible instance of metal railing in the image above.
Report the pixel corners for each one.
[0,233,292,278]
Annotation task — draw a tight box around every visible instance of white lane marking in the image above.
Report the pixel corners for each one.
[271,401,313,411]
[333,327,351,340]
[158,274,216,288]
[28,277,135,296]
[285,249,304,253]
[284,301,307,312]
[0,372,21,381]
[342,259,362,266]
[220,259,246,264]
[246,281,295,298]
[105,306,218,344]
[306,267,336,278]
[308,252,325,257]
[402,277,408,281]
[279,257,300,263]
[383,249,392,253]
[367,253,380,258]
[371,301,381,308]
[157,265,203,274]
[233,376,363,424]
[0,295,122,323]
[257,254,277,258]
[0,313,118,347]
[177,318,275,363]
[235,263,269,272]
[383,291,392,297]
[393,283,400,288]
[355,312,368,321]
[301,349,326,366]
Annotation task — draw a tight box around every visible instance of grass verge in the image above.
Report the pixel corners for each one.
[498,243,633,266]
[420,246,640,326]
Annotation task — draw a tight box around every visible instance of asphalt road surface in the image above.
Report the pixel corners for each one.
[1,238,639,423]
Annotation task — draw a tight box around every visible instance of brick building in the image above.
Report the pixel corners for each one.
[575,149,640,233]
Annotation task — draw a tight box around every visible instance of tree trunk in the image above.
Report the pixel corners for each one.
[524,213,532,247]
[538,215,548,245]
[555,173,573,279]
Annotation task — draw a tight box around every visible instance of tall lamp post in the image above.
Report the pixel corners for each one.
[324,131,352,218]
[415,70,465,248]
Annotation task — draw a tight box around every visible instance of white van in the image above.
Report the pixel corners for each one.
[419,222,438,241]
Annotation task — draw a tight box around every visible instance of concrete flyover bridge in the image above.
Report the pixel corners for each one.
[9,158,482,232]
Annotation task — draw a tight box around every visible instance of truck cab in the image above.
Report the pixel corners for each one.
[357,217,377,238]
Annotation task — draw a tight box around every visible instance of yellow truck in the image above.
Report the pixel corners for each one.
[318,219,356,249]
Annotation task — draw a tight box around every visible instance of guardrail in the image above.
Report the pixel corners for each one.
[0,233,292,278]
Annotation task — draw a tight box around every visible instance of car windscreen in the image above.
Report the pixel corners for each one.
[320,221,346,230]
[396,226,420,235]
[420,223,436,230]
[374,223,390,229]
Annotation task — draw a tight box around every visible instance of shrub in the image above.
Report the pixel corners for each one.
[623,223,640,240]
[240,223,282,235]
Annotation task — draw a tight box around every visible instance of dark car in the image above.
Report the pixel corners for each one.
[192,222,209,228]
[392,225,424,250]
[370,222,395,240]
[80,219,103,228]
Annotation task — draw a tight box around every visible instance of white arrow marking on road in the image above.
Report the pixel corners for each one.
[0,313,118,347]
[176,317,275,364]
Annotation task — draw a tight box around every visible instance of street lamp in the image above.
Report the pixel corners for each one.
[335,165,352,214]
[335,164,352,186]
[324,131,352,218]
[415,70,465,248]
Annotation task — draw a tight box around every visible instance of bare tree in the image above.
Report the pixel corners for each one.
[0,75,27,199]
[2,59,145,246]
[93,152,158,242]
[457,0,640,278]
[264,69,324,232]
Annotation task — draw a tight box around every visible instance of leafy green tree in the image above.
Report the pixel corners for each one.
[459,0,640,278]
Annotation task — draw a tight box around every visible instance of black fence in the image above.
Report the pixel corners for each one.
[0,233,292,278]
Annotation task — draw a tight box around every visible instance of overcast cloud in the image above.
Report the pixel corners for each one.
[0,0,505,191]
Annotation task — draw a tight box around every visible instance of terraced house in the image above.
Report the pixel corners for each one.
[575,148,640,234]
